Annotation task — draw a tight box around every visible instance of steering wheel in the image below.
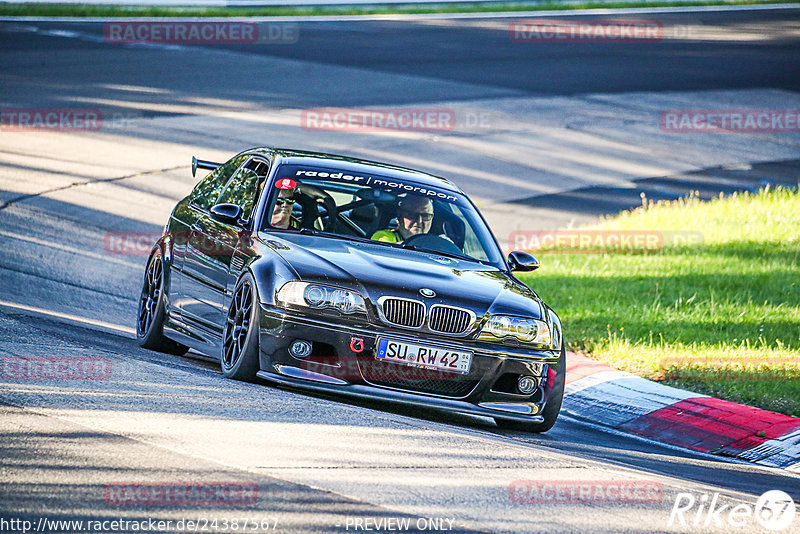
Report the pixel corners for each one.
[296,183,337,232]
[402,233,464,256]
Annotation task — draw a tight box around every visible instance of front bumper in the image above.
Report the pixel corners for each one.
[257,304,561,423]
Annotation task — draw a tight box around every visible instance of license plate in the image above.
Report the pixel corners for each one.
[375,338,472,374]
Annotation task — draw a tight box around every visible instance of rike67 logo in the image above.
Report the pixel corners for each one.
[669,490,796,531]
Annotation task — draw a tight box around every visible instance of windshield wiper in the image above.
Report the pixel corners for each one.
[400,243,475,263]
[300,228,376,244]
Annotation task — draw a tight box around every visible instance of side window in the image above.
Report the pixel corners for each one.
[190,155,248,211]
[263,178,303,231]
[216,158,269,222]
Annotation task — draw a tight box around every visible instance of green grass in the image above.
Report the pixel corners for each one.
[519,187,800,417]
[0,0,797,18]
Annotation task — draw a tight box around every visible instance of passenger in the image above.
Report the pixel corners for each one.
[371,194,434,243]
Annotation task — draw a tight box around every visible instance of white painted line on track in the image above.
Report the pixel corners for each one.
[0,299,136,337]
[0,229,138,269]
[1,2,798,22]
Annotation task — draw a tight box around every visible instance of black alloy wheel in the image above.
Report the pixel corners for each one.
[222,273,260,381]
[137,249,187,355]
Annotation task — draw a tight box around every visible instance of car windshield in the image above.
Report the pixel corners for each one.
[261,163,504,267]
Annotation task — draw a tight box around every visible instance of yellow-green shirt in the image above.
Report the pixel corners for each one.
[371,229,401,243]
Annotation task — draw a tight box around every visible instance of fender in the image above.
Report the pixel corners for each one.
[148,233,178,301]
[231,245,298,309]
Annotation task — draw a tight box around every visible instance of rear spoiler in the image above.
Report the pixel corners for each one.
[192,156,221,177]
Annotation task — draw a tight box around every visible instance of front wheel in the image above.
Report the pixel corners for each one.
[494,343,566,433]
[221,273,261,381]
[137,249,188,356]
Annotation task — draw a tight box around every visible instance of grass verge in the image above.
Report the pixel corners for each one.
[0,0,797,18]
[518,187,800,417]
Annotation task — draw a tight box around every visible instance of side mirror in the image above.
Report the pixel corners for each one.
[508,250,540,272]
[210,203,243,226]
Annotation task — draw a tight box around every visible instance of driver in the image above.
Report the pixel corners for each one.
[271,180,301,230]
[371,194,433,243]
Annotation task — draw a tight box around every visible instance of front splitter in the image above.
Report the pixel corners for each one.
[256,367,545,424]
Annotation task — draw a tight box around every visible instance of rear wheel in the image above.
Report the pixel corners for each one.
[137,250,188,355]
[494,343,566,433]
[221,273,260,381]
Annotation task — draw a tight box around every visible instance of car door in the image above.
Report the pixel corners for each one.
[171,155,247,321]
[176,154,249,341]
[179,156,271,344]
[208,157,271,310]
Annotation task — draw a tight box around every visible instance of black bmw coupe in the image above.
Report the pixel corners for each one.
[137,148,565,432]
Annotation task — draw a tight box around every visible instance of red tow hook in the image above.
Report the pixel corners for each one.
[350,337,365,353]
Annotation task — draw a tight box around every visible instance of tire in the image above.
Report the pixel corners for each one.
[494,342,566,433]
[221,272,260,381]
[137,249,188,356]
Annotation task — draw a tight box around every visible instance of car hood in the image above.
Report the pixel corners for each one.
[265,233,545,319]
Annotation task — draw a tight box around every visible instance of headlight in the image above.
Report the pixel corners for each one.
[549,309,562,350]
[480,315,552,347]
[276,282,366,315]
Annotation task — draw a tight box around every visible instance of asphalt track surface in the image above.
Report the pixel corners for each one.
[1,8,800,533]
